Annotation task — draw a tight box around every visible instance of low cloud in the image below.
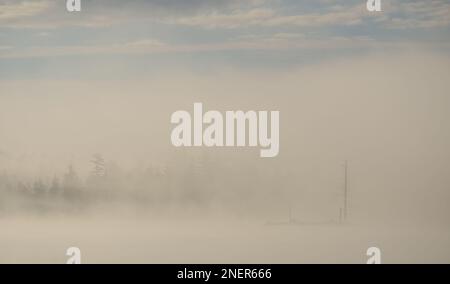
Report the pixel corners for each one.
[386,0,450,29]
[1,0,449,31]
[0,0,269,29]
[171,5,367,29]
[0,34,387,59]
[0,0,50,20]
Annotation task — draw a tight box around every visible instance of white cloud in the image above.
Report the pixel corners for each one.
[168,1,450,30]
[386,0,450,29]
[0,0,272,29]
[0,39,169,58]
[0,34,391,59]
[0,0,50,20]
[170,4,367,29]
[1,0,449,31]
[125,39,167,48]
[174,8,274,29]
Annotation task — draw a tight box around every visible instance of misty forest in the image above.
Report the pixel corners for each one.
[0,150,313,219]
[0,152,220,213]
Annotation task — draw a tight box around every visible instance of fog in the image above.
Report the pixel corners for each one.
[1,49,450,263]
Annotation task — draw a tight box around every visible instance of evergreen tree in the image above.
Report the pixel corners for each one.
[62,165,82,199]
[49,176,61,196]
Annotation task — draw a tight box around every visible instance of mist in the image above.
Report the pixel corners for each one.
[1,49,450,263]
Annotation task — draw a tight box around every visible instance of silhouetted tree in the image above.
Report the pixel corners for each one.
[62,165,82,199]
[49,176,61,196]
[32,179,46,196]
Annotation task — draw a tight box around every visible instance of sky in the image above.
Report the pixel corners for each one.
[0,0,449,79]
[0,0,449,178]
[1,0,450,174]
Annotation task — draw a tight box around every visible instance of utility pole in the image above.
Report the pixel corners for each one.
[343,160,348,221]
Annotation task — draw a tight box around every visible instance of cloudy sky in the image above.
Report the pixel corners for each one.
[0,0,449,79]
[1,0,450,171]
